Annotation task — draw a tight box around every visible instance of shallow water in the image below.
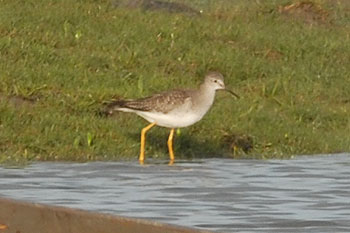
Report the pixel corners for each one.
[1,154,350,233]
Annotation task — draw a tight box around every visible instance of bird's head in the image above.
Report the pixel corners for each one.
[205,71,226,90]
[204,71,240,99]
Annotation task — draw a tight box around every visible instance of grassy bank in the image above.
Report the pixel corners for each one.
[1,0,350,163]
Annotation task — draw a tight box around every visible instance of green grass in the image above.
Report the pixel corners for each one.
[1,0,350,163]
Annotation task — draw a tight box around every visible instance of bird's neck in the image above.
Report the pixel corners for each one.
[194,83,216,111]
[199,82,216,96]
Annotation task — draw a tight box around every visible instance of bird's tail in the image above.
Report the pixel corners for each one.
[100,99,128,116]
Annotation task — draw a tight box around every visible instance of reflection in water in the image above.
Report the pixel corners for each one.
[1,154,350,233]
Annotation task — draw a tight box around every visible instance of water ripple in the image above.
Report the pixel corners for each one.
[0,153,349,232]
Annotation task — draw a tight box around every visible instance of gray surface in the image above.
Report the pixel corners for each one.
[1,154,350,233]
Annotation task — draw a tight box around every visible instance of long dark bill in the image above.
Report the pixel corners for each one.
[223,89,240,99]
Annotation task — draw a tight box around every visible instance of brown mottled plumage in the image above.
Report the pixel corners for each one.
[107,89,192,113]
[105,72,239,163]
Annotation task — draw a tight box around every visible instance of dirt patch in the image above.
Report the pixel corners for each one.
[223,132,254,154]
[254,49,284,61]
[112,0,201,16]
[279,1,329,24]
[265,49,284,60]
[0,93,37,109]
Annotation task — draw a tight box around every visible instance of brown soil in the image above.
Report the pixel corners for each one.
[0,94,37,109]
[223,132,254,154]
[113,0,200,16]
[279,1,329,24]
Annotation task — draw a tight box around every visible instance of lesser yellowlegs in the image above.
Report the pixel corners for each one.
[106,72,239,163]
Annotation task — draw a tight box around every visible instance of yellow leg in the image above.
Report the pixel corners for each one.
[139,122,156,163]
[167,128,175,161]
[0,223,8,230]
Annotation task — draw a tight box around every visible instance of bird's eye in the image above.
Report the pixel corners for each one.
[214,80,217,83]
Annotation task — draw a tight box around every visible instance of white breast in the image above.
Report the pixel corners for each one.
[136,110,204,128]
[134,87,217,129]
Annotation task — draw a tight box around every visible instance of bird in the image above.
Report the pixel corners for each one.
[105,71,239,163]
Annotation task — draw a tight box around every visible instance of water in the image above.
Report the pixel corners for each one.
[1,154,350,232]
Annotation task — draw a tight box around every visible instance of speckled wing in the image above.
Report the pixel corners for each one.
[115,90,192,113]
